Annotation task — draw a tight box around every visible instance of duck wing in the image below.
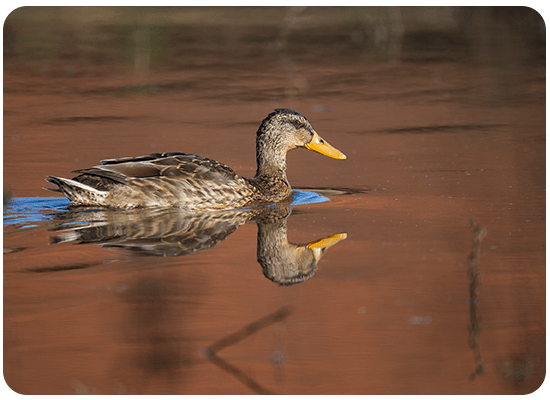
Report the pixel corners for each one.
[73,152,240,186]
[47,152,258,208]
[52,152,258,208]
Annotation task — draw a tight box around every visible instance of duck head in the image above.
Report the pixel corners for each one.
[255,109,346,178]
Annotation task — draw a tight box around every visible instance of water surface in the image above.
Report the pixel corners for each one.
[3,6,545,395]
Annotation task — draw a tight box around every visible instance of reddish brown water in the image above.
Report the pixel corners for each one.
[3,7,545,395]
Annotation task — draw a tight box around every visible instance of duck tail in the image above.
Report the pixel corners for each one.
[45,176,108,206]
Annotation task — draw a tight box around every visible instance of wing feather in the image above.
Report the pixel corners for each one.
[74,153,239,185]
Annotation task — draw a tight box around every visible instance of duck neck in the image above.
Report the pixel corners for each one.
[255,151,287,181]
[251,133,291,198]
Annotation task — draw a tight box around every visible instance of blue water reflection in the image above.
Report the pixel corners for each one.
[3,197,71,228]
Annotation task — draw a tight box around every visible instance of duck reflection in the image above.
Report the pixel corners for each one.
[254,205,346,285]
[50,195,346,285]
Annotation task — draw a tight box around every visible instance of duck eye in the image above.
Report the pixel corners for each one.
[291,120,303,129]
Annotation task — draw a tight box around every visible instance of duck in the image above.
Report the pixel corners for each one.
[46,108,346,210]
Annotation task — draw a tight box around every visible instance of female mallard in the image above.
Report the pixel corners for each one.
[46,108,346,210]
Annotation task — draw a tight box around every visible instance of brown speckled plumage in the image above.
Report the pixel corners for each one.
[46,109,346,210]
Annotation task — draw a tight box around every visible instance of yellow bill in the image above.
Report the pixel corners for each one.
[307,232,348,262]
[305,130,347,160]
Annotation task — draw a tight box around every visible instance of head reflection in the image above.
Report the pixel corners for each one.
[255,205,347,285]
